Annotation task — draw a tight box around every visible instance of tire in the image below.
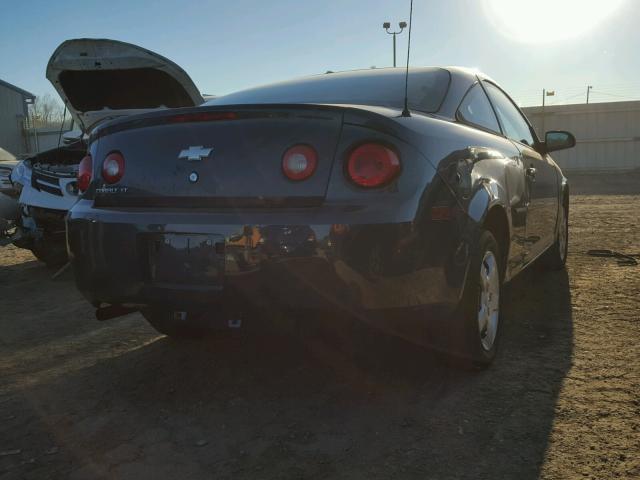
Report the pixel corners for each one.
[540,200,569,270]
[30,238,68,268]
[141,308,210,339]
[456,230,503,366]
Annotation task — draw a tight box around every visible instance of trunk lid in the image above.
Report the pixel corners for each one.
[47,38,204,133]
[92,106,344,206]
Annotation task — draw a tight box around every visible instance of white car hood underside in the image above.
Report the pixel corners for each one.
[46,38,204,132]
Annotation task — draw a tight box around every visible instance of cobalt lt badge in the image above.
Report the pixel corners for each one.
[189,171,199,183]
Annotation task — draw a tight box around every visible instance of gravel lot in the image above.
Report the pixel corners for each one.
[1,180,639,479]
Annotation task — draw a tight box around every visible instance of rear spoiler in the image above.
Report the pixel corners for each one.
[90,103,407,142]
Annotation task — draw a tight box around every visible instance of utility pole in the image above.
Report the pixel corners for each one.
[542,89,554,133]
[586,85,593,104]
[383,21,407,67]
[542,89,546,134]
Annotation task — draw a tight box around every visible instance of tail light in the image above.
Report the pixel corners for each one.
[102,151,125,184]
[77,154,92,192]
[282,145,317,181]
[346,143,400,188]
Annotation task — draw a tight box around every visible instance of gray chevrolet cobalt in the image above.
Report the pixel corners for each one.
[66,62,575,365]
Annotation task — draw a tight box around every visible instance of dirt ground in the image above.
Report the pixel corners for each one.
[1,183,639,479]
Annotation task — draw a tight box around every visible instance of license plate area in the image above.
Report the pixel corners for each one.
[148,233,225,287]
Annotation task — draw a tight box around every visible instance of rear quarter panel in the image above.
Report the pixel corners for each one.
[395,113,529,281]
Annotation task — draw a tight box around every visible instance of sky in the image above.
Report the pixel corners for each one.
[1,0,639,107]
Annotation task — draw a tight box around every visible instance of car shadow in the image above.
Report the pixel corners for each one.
[0,256,106,353]
[5,266,572,479]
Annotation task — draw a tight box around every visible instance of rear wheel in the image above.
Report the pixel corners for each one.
[540,200,569,270]
[457,230,503,366]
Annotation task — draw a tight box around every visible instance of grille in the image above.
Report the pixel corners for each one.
[31,169,64,196]
[0,167,12,191]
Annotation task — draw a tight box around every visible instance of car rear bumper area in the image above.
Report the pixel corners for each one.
[67,202,466,327]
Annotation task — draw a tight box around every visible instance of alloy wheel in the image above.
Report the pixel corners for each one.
[477,250,500,352]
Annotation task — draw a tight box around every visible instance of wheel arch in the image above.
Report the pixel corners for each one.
[483,204,510,280]
[557,177,570,234]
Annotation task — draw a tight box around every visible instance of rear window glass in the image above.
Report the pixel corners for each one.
[206,68,451,113]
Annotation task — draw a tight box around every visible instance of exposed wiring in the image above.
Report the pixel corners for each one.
[590,90,640,100]
[512,83,640,107]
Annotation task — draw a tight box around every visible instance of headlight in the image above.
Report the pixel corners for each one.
[11,161,26,184]
[65,181,79,196]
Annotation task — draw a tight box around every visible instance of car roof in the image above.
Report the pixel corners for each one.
[207,66,485,118]
[327,66,496,117]
[317,65,477,79]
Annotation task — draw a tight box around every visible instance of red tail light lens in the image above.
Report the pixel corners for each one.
[282,145,317,181]
[77,154,92,192]
[102,152,125,184]
[347,143,401,187]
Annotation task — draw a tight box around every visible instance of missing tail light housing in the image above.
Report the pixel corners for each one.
[77,154,92,192]
[102,151,125,184]
[346,143,401,188]
[282,144,317,181]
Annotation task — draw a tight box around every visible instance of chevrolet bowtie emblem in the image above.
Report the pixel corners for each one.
[178,145,213,161]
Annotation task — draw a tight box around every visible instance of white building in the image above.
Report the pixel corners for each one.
[523,101,640,172]
[0,78,35,157]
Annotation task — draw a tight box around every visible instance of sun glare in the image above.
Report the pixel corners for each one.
[483,0,626,44]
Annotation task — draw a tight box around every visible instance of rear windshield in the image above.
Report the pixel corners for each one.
[206,68,451,113]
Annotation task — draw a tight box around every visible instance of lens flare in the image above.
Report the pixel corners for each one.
[483,0,626,44]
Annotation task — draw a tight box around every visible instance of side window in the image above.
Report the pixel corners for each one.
[457,84,500,134]
[484,82,535,147]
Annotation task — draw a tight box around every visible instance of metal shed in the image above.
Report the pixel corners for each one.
[523,101,640,173]
[0,79,35,157]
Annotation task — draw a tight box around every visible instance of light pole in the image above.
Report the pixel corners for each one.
[383,21,407,67]
[586,85,593,104]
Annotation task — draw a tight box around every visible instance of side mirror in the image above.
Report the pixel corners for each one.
[545,131,576,153]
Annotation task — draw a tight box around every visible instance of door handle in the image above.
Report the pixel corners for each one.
[525,167,537,180]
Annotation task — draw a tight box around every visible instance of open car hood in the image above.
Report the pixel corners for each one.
[0,147,17,164]
[46,38,204,133]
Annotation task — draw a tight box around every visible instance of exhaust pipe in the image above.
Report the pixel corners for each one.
[95,304,139,321]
